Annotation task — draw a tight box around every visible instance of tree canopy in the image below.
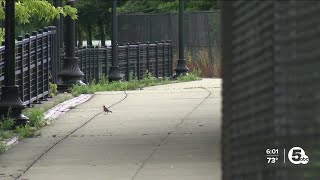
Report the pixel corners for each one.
[0,0,77,24]
[0,0,77,44]
[74,0,219,45]
[118,0,219,13]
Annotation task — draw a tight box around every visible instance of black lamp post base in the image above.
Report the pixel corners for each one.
[108,66,122,82]
[58,57,85,90]
[57,80,86,92]
[174,59,189,77]
[0,86,29,126]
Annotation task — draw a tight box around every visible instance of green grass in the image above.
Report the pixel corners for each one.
[0,93,73,154]
[0,118,15,154]
[177,70,201,82]
[16,125,35,139]
[71,72,200,96]
[24,108,45,129]
[0,142,6,153]
[22,94,72,130]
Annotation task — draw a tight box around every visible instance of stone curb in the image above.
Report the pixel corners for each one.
[1,94,93,148]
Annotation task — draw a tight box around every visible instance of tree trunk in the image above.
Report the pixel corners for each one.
[98,17,106,47]
[87,24,93,47]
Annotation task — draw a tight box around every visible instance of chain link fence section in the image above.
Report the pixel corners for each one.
[222,1,320,179]
[118,11,221,66]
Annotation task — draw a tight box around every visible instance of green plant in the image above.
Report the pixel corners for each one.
[99,76,109,84]
[0,142,6,154]
[0,130,14,140]
[16,125,35,139]
[24,108,45,129]
[0,118,15,131]
[143,70,153,80]
[49,82,58,97]
[71,72,200,96]
[178,71,201,82]
[129,71,136,81]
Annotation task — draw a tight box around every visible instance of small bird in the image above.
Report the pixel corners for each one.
[103,105,112,114]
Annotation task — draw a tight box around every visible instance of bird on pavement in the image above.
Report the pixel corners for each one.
[103,105,112,114]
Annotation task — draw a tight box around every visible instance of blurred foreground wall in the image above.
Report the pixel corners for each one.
[222,1,320,180]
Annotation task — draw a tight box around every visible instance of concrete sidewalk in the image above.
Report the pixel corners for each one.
[0,78,221,180]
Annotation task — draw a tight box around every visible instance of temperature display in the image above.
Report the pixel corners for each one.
[266,148,279,164]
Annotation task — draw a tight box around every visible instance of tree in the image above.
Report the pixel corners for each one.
[76,0,113,47]
[0,0,78,43]
[118,0,219,13]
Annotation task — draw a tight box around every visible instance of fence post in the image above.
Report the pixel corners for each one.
[137,42,141,80]
[32,31,40,103]
[155,41,159,78]
[84,46,88,83]
[96,48,100,82]
[146,41,150,73]
[49,26,56,84]
[79,47,83,71]
[104,47,108,79]
[88,46,92,82]
[162,40,166,77]
[25,33,32,107]
[18,36,25,103]
[167,40,172,76]
[169,40,174,76]
[44,27,50,98]
[38,29,46,101]
[126,43,130,81]
[92,46,96,82]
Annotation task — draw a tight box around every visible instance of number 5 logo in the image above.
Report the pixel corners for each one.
[288,147,309,164]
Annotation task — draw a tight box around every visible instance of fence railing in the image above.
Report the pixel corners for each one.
[0,26,173,106]
[0,26,57,106]
[76,41,173,83]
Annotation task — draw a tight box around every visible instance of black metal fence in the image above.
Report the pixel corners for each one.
[76,41,173,83]
[118,11,221,65]
[0,27,57,106]
[222,1,320,180]
[0,26,173,106]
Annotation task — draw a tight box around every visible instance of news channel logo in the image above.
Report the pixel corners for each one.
[266,147,309,165]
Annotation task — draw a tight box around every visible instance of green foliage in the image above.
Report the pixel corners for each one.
[71,72,200,96]
[50,82,58,97]
[0,118,15,131]
[0,142,6,154]
[177,71,201,82]
[16,125,35,138]
[24,108,45,129]
[0,130,14,140]
[0,0,77,23]
[0,118,15,148]
[0,0,78,45]
[118,0,219,13]
[75,0,218,43]
[75,0,112,41]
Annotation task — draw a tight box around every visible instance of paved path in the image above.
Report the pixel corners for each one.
[0,79,221,180]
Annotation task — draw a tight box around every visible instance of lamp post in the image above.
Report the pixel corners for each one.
[108,0,122,82]
[174,0,189,77]
[54,0,62,83]
[0,0,29,126]
[58,0,85,90]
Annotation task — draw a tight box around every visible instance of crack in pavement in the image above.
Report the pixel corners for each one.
[130,87,212,180]
[15,91,128,180]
